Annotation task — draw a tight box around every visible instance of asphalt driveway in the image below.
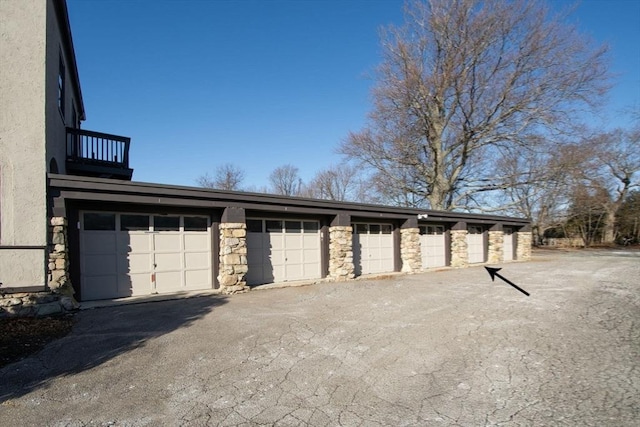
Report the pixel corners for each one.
[1,249,638,426]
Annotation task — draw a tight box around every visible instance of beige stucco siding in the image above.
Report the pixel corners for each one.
[0,0,48,286]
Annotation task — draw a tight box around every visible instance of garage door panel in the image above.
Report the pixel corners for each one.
[305,268,320,281]
[82,276,119,301]
[352,223,395,276]
[302,234,318,246]
[272,264,285,282]
[154,253,181,271]
[184,234,209,251]
[284,265,301,281]
[117,233,150,253]
[285,250,303,264]
[185,252,209,269]
[246,233,266,285]
[81,212,212,300]
[420,233,446,268]
[247,235,264,261]
[504,229,514,261]
[265,234,282,250]
[118,273,150,296]
[82,233,116,254]
[246,219,321,285]
[467,232,485,263]
[118,253,151,274]
[303,248,320,263]
[352,235,363,265]
[83,254,117,276]
[155,271,182,293]
[380,238,393,249]
[381,258,394,272]
[184,270,210,288]
[246,249,263,266]
[115,275,134,296]
[269,248,286,265]
[374,236,394,273]
[247,233,263,248]
[245,267,263,285]
[154,234,181,251]
[284,234,302,246]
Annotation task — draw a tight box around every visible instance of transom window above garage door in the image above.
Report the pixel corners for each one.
[154,216,180,231]
[420,225,445,235]
[184,217,208,231]
[121,214,150,231]
[83,213,116,230]
[82,213,209,231]
[353,223,393,234]
[247,219,319,233]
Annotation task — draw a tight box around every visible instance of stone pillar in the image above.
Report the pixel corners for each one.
[488,224,504,264]
[400,220,422,273]
[517,231,532,261]
[328,226,355,281]
[450,222,468,268]
[46,217,78,310]
[218,222,249,294]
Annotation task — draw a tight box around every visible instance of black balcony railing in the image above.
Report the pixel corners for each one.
[66,127,133,180]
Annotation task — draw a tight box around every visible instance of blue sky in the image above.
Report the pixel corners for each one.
[67,0,640,188]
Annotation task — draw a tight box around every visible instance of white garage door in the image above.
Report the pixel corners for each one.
[503,227,515,261]
[467,226,486,264]
[420,225,447,268]
[352,223,395,276]
[246,219,321,286]
[80,212,212,301]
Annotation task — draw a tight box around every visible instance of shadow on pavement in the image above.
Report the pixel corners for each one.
[0,295,226,401]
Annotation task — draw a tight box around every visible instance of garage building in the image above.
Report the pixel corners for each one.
[47,175,532,301]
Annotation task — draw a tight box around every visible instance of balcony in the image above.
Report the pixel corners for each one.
[66,127,133,180]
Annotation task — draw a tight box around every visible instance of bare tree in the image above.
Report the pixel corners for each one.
[584,127,640,243]
[497,122,640,246]
[617,190,640,244]
[340,0,609,210]
[269,164,302,196]
[368,169,428,207]
[242,184,270,194]
[304,164,365,202]
[197,163,245,191]
[495,142,579,244]
[564,183,610,247]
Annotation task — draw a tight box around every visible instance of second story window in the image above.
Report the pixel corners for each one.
[58,53,65,119]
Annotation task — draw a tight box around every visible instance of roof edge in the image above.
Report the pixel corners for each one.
[48,174,531,224]
[53,0,85,121]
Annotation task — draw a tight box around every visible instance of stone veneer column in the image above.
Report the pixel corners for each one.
[400,227,422,273]
[517,231,533,261]
[218,223,249,294]
[46,217,78,312]
[450,227,469,268]
[488,229,504,264]
[328,226,355,281]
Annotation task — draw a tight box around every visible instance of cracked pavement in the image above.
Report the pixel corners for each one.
[1,249,638,426]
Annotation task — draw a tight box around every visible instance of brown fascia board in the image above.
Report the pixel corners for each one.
[48,174,530,225]
[54,0,85,120]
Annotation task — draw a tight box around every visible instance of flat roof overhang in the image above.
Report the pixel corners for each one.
[47,174,531,227]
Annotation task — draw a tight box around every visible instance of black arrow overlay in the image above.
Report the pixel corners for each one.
[485,267,530,296]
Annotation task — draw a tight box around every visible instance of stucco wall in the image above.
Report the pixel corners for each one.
[0,0,48,287]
